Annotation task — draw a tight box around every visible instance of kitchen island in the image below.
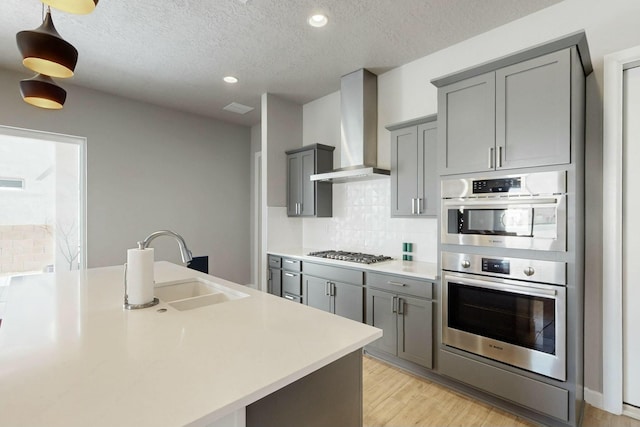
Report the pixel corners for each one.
[0,262,381,427]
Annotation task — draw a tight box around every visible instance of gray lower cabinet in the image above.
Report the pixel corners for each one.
[267,267,281,297]
[387,115,438,217]
[286,144,335,217]
[366,273,433,369]
[267,255,282,297]
[306,276,363,322]
[436,47,580,175]
[281,257,303,303]
[304,262,364,322]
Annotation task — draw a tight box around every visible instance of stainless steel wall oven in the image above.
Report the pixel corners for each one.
[441,171,567,251]
[442,252,567,381]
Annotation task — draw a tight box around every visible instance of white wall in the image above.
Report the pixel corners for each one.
[302,0,640,397]
[0,68,251,285]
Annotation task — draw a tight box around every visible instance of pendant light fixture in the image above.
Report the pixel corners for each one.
[41,0,99,15]
[16,7,78,78]
[19,74,67,110]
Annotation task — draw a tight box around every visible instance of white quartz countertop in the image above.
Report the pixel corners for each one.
[267,249,439,280]
[0,262,381,427]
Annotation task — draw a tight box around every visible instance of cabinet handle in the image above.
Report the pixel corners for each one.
[284,295,294,301]
[411,198,416,215]
[268,270,272,280]
[498,145,503,168]
[330,282,336,297]
[398,298,405,315]
[392,296,398,313]
[387,281,406,287]
[284,272,296,277]
[299,203,303,215]
[488,147,494,169]
[325,281,330,296]
[417,198,422,215]
[284,259,297,264]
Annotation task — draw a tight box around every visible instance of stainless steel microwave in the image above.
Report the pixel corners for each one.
[441,171,567,252]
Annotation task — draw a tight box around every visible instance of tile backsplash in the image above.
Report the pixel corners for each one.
[303,180,437,262]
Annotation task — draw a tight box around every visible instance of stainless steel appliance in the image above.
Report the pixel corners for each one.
[441,171,566,251]
[442,251,567,380]
[307,250,392,264]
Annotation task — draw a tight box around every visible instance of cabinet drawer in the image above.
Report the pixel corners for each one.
[268,255,282,268]
[366,272,432,299]
[282,257,302,272]
[283,292,302,304]
[282,271,302,295]
[303,262,363,285]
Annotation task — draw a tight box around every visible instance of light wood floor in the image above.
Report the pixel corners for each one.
[363,355,640,427]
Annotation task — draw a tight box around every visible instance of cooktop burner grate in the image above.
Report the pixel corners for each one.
[307,250,393,264]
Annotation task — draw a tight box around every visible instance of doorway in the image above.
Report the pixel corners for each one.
[622,66,640,413]
[0,125,86,317]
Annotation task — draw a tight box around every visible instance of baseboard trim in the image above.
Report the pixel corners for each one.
[585,388,604,410]
[623,404,640,420]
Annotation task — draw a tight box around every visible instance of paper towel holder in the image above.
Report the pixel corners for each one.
[123,262,160,310]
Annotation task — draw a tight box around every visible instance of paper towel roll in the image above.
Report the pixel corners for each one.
[126,248,155,305]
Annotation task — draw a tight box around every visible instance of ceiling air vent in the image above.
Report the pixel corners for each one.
[223,102,254,115]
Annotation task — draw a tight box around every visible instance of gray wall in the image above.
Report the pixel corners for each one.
[0,68,251,285]
[262,93,302,208]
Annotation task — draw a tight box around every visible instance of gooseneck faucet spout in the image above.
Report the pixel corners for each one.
[138,230,193,264]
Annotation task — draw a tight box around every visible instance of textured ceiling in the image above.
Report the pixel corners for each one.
[0,0,562,126]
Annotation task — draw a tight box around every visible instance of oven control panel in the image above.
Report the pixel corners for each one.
[472,177,521,194]
[482,258,510,274]
[441,252,567,286]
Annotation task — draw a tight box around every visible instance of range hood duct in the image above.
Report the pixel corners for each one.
[310,69,390,183]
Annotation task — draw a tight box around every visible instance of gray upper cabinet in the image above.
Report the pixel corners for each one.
[436,47,579,175]
[387,115,438,217]
[438,73,496,175]
[286,144,335,217]
[496,49,571,170]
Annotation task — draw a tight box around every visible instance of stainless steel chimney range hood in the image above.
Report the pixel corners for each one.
[310,69,390,183]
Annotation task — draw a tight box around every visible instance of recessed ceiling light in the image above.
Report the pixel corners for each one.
[308,14,328,28]
[223,76,238,84]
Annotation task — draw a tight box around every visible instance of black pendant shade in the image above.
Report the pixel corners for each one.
[16,9,78,78]
[20,74,67,110]
[42,0,99,15]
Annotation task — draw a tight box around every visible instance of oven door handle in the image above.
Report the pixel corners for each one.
[447,274,557,299]
[444,197,560,207]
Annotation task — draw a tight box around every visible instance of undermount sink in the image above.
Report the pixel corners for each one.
[155,278,249,311]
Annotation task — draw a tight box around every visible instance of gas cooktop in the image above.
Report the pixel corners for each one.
[307,250,393,265]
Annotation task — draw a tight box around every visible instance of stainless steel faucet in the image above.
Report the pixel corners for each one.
[138,230,193,263]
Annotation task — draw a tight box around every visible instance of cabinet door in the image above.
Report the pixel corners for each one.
[300,150,316,216]
[287,153,301,216]
[496,49,571,170]
[398,296,432,368]
[365,289,397,356]
[268,268,281,297]
[438,72,496,175]
[332,281,363,322]
[417,122,438,216]
[305,276,331,313]
[390,126,418,216]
